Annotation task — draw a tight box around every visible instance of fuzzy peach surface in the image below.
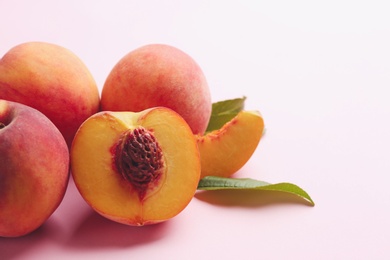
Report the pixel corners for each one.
[0,42,100,147]
[101,44,211,135]
[0,100,69,237]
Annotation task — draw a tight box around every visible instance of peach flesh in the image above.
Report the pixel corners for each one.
[196,110,264,178]
[70,107,201,226]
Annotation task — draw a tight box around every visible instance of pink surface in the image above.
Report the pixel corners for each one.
[1,1,390,259]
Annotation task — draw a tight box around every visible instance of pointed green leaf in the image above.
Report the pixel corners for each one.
[197,176,315,206]
[206,96,246,133]
[211,96,246,115]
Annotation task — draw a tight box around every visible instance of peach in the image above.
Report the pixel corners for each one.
[0,41,100,147]
[70,107,200,226]
[0,100,69,237]
[101,44,211,135]
[196,110,264,179]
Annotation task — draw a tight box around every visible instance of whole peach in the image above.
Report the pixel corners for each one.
[0,100,69,237]
[0,41,100,147]
[101,44,211,135]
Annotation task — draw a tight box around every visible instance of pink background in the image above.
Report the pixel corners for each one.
[1,1,390,259]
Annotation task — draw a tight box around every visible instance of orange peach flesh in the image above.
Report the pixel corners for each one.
[71,108,200,225]
[196,111,264,178]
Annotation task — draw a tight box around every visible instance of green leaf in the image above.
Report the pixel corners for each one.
[211,96,246,115]
[197,176,315,206]
[206,96,246,133]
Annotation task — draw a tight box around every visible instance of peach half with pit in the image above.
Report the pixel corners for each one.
[0,41,100,147]
[196,110,264,179]
[101,44,211,135]
[0,100,69,237]
[70,107,201,226]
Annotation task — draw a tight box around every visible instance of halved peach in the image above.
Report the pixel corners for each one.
[196,111,264,178]
[70,107,200,226]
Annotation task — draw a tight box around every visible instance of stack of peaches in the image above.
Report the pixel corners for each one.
[0,42,264,237]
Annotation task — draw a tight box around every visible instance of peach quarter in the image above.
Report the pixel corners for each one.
[196,110,264,178]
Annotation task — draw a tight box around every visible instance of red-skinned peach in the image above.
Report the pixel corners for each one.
[0,100,69,237]
[101,44,211,135]
[0,41,100,147]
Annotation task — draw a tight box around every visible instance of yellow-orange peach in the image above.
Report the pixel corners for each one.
[0,100,69,237]
[101,44,211,135]
[71,107,200,226]
[0,41,100,147]
[196,110,264,178]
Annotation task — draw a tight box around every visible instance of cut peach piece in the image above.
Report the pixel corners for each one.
[70,107,200,226]
[196,111,264,179]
